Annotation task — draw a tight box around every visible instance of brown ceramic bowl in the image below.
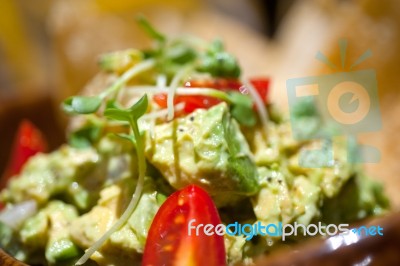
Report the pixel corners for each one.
[0,250,28,266]
[251,211,400,266]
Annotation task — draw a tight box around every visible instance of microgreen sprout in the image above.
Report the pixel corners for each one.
[75,95,148,265]
[62,59,155,115]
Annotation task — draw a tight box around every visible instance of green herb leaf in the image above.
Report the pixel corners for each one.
[62,96,102,114]
[197,51,241,78]
[98,49,143,73]
[166,42,197,64]
[104,108,131,122]
[78,94,149,265]
[195,38,241,78]
[105,99,119,109]
[128,94,148,119]
[228,92,256,126]
[231,104,257,127]
[136,15,166,44]
[104,95,148,123]
[62,97,75,114]
[113,133,135,143]
[222,106,259,194]
[208,38,224,54]
[69,124,102,149]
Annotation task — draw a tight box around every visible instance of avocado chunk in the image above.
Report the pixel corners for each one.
[20,201,80,264]
[250,117,389,247]
[0,137,138,212]
[321,172,389,224]
[251,167,295,226]
[0,146,99,205]
[0,221,29,262]
[145,103,259,206]
[69,177,165,265]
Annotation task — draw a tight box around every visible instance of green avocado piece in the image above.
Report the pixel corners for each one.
[321,172,389,224]
[45,238,80,263]
[0,221,28,261]
[69,176,165,264]
[0,146,99,205]
[20,201,80,264]
[145,103,259,206]
[251,167,294,226]
[0,136,139,212]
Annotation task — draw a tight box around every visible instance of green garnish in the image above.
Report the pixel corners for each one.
[62,17,244,121]
[63,96,102,115]
[63,18,254,264]
[62,59,155,115]
[197,39,241,78]
[197,89,256,126]
[228,92,256,126]
[75,95,148,265]
[162,87,256,126]
[98,49,143,73]
[68,118,103,149]
[136,14,166,44]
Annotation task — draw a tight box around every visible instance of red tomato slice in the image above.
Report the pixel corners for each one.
[0,120,48,190]
[152,77,270,115]
[248,78,270,103]
[153,93,168,109]
[142,185,226,266]
[187,79,242,91]
[180,95,221,113]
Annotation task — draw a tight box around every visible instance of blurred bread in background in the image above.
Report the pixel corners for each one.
[46,0,274,101]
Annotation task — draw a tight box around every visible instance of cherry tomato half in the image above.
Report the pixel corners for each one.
[142,185,226,266]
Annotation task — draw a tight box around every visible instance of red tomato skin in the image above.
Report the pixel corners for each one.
[0,120,48,204]
[249,77,270,103]
[153,93,168,109]
[152,78,270,116]
[7,120,47,175]
[142,185,226,266]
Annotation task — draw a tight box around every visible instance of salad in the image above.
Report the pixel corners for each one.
[0,17,389,266]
